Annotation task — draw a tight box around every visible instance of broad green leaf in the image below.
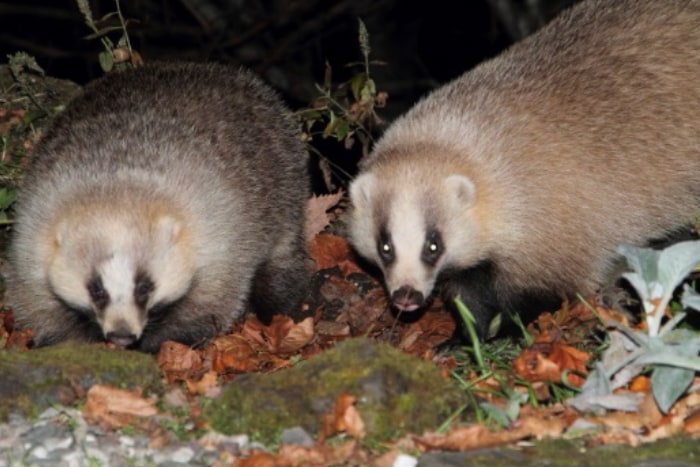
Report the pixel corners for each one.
[360,78,377,104]
[335,120,350,141]
[478,402,511,428]
[657,241,700,299]
[0,188,17,209]
[651,365,694,414]
[98,50,114,72]
[350,74,366,102]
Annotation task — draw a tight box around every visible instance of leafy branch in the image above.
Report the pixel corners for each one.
[295,19,387,189]
[75,0,142,72]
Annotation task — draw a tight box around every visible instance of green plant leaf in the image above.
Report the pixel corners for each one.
[350,74,366,102]
[0,188,17,210]
[618,240,700,336]
[335,120,351,141]
[657,241,700,299]
[651,365,694,414]
[682,284,700,312]
[360,78,376,104]
[98,50,114,72]
[478,402,511,428]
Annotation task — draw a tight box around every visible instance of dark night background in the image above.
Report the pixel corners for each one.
[0,0,577,187]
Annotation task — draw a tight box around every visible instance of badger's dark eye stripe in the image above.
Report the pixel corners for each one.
[421,229,443,266]
[377,228,395,265]
[87,275,110,310]
[134,272,155,309]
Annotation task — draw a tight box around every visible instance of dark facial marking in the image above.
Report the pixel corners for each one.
[87,274,110,310]
[421,228,443,266]
[377,227,395,266]
[134,272,155,309]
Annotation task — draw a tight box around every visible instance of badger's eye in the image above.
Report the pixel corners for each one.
[134,273,155,309]
[87,275,110,310]
[377,229,395,264]
[421,230,443,266]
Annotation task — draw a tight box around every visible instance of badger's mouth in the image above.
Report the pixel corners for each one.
[390,285,426,312]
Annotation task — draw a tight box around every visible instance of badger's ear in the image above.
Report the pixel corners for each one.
[446,174,476,208]
[155,215,184,245]
[349,172,377,210]
[54,220,68,247]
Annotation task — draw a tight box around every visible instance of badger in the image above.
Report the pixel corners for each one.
[9,62,311,352]
[349,0,700,337]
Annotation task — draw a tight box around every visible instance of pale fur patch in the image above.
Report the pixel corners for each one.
[384,189,433,298]
[99,251,144,336]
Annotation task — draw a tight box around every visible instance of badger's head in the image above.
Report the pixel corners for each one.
[349,166,488,313]
[46,208,195,348]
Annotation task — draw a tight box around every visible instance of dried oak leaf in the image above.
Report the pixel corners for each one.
[157,340,206,384]
[338,286,389,334]
[305,191,344,243]
[1,307,33,350]
[416,408,568,451]
[398,309,455,355]
[185,370,221,397]
[208,334,260,374]
[526,299,600,344]
[309,234,363,275]
[236,451,280,467]
[276,440,362,467]
[242,315,314,355]
[319,393,366,443]
[513,339,590,386]
[83,384,158,430]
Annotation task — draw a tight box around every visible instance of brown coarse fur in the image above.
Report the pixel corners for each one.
[349,0,700,336]
[10,62,311,352]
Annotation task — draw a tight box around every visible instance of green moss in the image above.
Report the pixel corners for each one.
[0,343,162,420]
[204,338,470,445]
[436,437,700,466]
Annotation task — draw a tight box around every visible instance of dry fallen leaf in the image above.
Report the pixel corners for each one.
[308,234,363,275]
[319,393,366,443]
[236,451,280,467]
[157,340,206,384]
[513,331,590,386]
[305,191,344,242]
[527,299,600,344]
[277,440,362,467]
[209,334,260,374]
[185,370,220,397]
[83,384,158,430]
[398,308,455,354]
[416,409,569,451]
[243,315,315,354]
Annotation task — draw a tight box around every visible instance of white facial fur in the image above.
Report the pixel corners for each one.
[47,212,195,341]
[350,170,481,306]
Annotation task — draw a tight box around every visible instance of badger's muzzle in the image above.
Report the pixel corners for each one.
[391,286,425,312]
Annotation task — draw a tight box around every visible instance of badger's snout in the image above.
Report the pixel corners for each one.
[391,286,425,312]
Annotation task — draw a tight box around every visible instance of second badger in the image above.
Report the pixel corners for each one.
[349,0,700,337]
[10,62,311,352]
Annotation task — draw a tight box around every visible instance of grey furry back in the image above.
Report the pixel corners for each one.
[9,62,311,351]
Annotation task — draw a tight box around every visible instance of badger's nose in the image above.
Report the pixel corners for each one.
[391,286,424,312]
[106,330,137,347]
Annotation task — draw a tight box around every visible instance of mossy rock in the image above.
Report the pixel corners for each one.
[204,337,470,445]
[0,343,162,420]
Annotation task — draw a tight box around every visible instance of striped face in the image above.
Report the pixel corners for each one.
[47,213,194,347]
[349,170,480,312]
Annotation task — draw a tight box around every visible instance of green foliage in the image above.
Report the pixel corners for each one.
[570,240,700,415]
[0,188,16,226]
[454,297,485,373]
[7,52,45,80]
[75,0,141,72]
[295,18,387,187]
